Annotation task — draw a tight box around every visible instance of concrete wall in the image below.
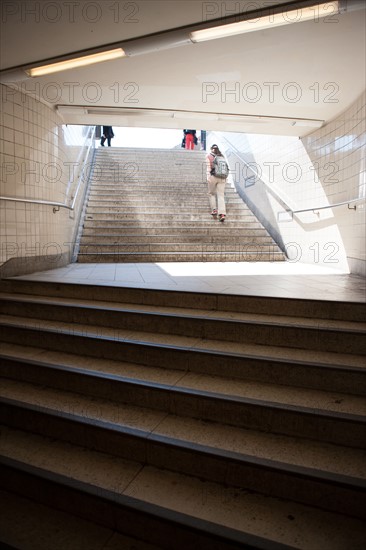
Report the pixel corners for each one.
[0,84,95,277]
[210,90,365,275]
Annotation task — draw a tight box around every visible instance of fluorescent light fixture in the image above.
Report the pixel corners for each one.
[218,113,324,128]
[292,119,324,127]
[57,106,88,115]
[26,48,125,77]
[173,112,219,121]
[87,108,174,118]
[56,105,324,129]
[218,114,267,123]
[190,1,339,42]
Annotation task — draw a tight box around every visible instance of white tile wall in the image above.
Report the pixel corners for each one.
[0,84,94,274]
[300,92,364,274]
[214,91,365,274]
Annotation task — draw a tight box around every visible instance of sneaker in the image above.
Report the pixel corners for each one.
[211,209,218,217]
[219,214,226,222]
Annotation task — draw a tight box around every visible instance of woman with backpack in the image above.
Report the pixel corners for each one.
[206,144,229,222]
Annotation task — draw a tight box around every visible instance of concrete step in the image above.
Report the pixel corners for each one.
[2,279,362,322]
[93,152,206,160]
[86,194,246,203]
[86,198,241,207]
[83,213,262,222]
[76,251,285,262]
[2,292,365,354]
[89,184,235,189]
[3,441,365,550]
[91,162,205,168]
[88,188,235,194]
[88,178,207,185]
[81,226,268,236]
[0,380,365,520]
[85,205,253,215]
[86,191,225,198]
[0,313,364,398]
[79,234,273,245]
[86,198,243,206]
[90,166,207,172]
[92,157,207,164]
[93,147,206,155]
[0,350,365,445]
[88,189,240,196]
[0,279,364,547]
[82,220,264,229]
[77,244,281,255]
[0,488,162,550]
[85,206,255,215]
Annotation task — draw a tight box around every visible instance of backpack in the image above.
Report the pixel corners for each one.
[211,154,229,179]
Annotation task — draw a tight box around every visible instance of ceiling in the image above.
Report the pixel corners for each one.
[1,0,365,137]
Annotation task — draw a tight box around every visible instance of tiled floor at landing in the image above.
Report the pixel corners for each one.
[9,261,366,303]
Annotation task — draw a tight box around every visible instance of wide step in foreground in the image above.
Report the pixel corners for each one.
[0,279,365,549]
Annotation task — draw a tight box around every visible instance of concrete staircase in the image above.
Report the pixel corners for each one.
[77,148,285,263]
[0,279,365,549]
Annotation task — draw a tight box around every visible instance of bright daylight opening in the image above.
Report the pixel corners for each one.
[94,126,350,273]
[156,261,349,277]
[104,127,183,149]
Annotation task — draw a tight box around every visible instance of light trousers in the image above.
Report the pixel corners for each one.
[207,175,226,215]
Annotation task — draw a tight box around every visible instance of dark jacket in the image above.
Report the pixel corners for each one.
[102,126,114,138]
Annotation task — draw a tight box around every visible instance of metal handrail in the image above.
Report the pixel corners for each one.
[292,197,363,214]
[217,134,364,217]
[69,126,96,210]
[0,196,72,212]
[0,126,96,212]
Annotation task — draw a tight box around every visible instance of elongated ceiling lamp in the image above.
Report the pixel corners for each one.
[190,1,339,42]
[25,48,125,77]
[23,1,341,79]
[1,0,359,82]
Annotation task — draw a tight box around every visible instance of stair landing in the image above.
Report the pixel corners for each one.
[8,261,366,303]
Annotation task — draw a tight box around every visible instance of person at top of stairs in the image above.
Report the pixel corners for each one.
[206,144,229,222]
[100,126,114,147]
[184,129,197,150]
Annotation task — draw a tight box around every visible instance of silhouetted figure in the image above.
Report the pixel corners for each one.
[184,129,197,150]
[200,130,207,150]
[101,126,114,147]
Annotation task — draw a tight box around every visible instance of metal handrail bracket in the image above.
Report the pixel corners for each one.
[278,197,364,222]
